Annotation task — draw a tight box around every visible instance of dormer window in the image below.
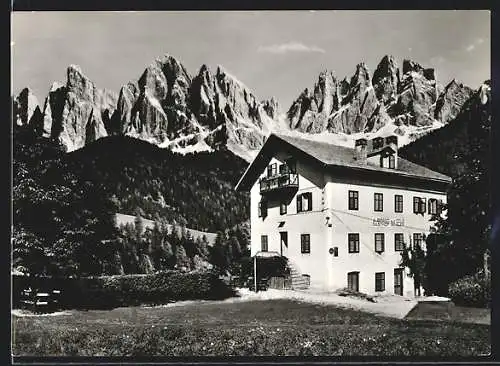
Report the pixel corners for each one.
[389,155,396,169]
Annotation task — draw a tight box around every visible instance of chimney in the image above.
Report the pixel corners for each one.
[354,138,368,163]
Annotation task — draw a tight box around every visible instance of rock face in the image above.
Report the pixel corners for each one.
[287,55,473,135]
[434,79,474,123]
[31,66,118,151]
[115,56,279,153]
[288,63,391,134]
[14,55,279,156]
[14,52,480,159]
[12,88,43,129]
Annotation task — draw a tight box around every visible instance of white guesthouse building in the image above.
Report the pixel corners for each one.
[235,133,452,297]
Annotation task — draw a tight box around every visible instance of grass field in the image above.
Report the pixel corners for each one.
[12,299,491,357]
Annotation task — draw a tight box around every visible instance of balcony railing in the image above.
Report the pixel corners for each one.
[259,172,299,194]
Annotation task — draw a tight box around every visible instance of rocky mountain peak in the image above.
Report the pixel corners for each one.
[351,62,371,88]
[66,64,96,100]
[402,59,424,75]
[13,87,42,127]
[434,78,474,124]
[372,55,399,104]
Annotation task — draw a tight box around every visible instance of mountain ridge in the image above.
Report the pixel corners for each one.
[13,53,482,162]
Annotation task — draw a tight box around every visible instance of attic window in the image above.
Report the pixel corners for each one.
[389,155,396,169]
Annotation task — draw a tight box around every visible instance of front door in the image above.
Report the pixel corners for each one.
[280,232,288,257]
[347,271,359,292]
[394,268,404,296]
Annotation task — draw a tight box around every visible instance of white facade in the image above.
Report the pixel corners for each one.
[245,140,449,297]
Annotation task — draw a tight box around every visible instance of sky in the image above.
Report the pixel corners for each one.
[12,10,490,109]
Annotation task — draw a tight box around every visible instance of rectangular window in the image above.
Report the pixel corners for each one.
[394,233,405,251]
[348,190,359,210]
[413,197,427,214]
[258,201,267,218]
[375,272,385,292]
[301,234,311,253]
[375,233,385,253]
[428,199,438,215]
[348,233,360,253]
[347,272,359,292]
[280,202,287,215]
[394,194,403,213]
[374,193,383,212]
[413,233,423,250]
[261,235,268,252]
[413,197,420,213]
[267,163,277,177]
[297,192,312,213]
[389,155,396,169]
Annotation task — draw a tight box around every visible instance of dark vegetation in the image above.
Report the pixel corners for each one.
[13,128,250,278]
[13,271,234,311]
[66,134,249,232]
[12,299,490,356]
[399,84,492,306]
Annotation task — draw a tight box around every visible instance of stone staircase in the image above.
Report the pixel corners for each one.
[287,260,310,290]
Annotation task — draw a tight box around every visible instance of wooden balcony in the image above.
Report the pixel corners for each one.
[259,172,299,196]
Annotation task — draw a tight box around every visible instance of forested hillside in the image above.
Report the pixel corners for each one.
[65,135,250,232]
[13,128,250,276]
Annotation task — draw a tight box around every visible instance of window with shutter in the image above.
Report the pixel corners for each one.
[306,192,312,211]
[420,198,427,214]
[296,195,302,213]
[280,202,287,215]
[258,200,267,218]
[428,199,438,215]
[413,197,420,213]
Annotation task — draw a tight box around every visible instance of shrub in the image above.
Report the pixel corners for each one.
[13,270,235,310]
[448,271,490,308]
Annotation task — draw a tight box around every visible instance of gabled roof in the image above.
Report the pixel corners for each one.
[235,133,452,191]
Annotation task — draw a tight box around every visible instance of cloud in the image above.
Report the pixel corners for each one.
[257,42,326,54]
[465,38,485,52]
[466,44,475,52]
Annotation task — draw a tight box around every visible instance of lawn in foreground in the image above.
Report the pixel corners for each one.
[12,299,490,356]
